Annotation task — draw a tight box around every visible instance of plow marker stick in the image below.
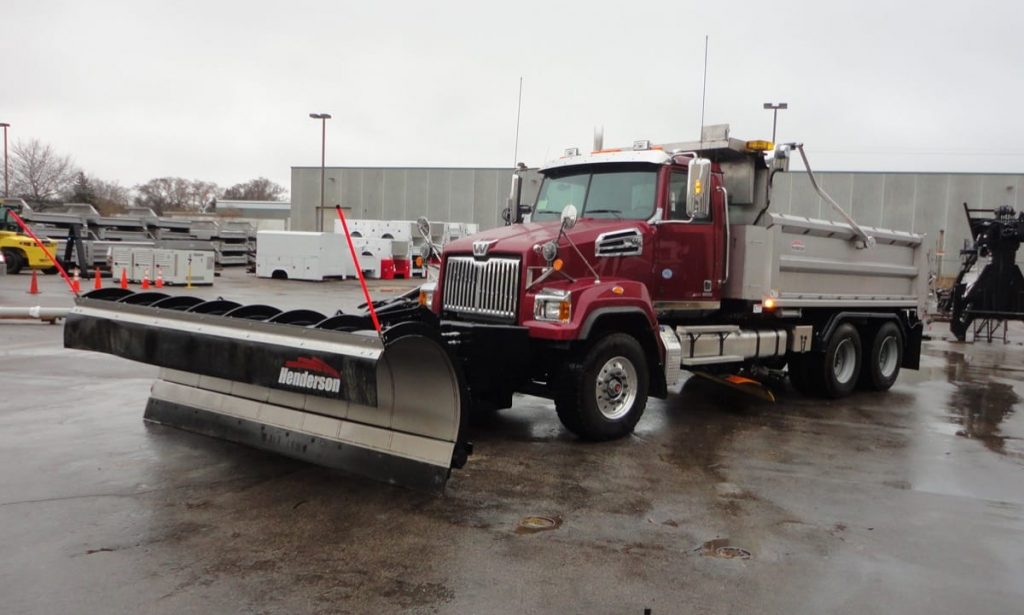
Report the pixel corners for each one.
[0,306,70,321]
[6,208,76,294]
[335,205,381,334]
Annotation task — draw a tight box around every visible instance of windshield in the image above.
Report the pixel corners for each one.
[532,165,657,221]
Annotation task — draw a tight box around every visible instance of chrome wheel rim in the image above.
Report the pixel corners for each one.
[833,338,857,384]
[595,355,638,420]
[878,335,898,379]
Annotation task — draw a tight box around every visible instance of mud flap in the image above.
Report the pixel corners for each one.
[64,293,465,492]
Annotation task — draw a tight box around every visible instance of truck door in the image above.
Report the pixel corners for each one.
[651,166,722,308]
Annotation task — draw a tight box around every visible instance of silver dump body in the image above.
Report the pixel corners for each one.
[724,212,926,312]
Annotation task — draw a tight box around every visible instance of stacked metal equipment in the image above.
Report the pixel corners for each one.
[944,203,1024,341]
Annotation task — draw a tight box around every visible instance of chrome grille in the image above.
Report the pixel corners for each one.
[442,256,520,321]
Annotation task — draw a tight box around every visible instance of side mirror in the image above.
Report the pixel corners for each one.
[416,216,431,240]
[686,158,712,219]
[560,204,578,231]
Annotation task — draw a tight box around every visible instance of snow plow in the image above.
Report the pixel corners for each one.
[63,287,469,492]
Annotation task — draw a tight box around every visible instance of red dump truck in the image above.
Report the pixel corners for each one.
[65,125,926,490]
[421,125,925,441]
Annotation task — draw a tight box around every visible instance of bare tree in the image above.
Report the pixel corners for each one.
[11,139,77,202]
[134,177,186,214]
[222,177,287,201]
[134,177,221,214]
[188,180,220,211]
[91,177,132,214]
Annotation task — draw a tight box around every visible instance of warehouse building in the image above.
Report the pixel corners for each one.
[292,165,1024,275]
[290,166,539,232]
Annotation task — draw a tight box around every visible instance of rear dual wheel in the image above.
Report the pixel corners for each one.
[555,333,650,441]
[858,322,902,392]
[790,323,861,399]
[788,322,903,398]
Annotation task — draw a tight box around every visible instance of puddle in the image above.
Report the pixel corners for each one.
[942,350,1022,456]
[516,515,562,534]
[696,538,752,560]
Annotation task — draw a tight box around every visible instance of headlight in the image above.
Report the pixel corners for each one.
[418,282,436,307]
[533,289,571,323]
[541,240,559,263]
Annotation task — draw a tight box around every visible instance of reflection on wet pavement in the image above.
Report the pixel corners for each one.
[941,349,1023,457]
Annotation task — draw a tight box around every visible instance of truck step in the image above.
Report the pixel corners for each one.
[682,355,746,367]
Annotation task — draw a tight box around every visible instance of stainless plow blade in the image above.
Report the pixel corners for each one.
[64,289,467,492]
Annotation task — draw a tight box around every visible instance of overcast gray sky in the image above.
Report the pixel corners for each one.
[4,0,1023,191]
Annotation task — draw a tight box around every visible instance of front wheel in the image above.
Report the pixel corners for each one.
[555,333,650,441]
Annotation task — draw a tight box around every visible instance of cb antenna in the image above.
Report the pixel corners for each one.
[512,76,523,167]
[699,35,709,145]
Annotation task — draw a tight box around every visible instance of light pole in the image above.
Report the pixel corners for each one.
[762,102,788,144]
[309,113,331,231]
[0,122,9,197]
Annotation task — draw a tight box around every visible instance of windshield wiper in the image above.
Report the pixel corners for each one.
[585,209,623,218]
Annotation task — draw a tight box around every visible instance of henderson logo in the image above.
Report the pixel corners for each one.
[278,356,342,394]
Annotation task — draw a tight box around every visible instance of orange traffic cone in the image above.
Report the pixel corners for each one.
[155,267,164,289]
[141,269,150,290]
[27,269,40,295]
[120,268,128,289]
[71,269,81,294]
[93,267,103,290]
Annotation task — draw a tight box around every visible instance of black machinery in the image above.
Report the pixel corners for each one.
[944,203,1024,341]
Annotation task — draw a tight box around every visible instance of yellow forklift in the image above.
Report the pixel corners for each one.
[0,199,59,274]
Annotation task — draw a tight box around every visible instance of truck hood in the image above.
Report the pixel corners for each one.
[445,219,643,256]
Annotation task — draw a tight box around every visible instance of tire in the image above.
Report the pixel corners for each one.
[2,249,24,275]
[555,333,650,441]
[950,301,972,342]
[787,353,820,396]
[803,323,862,399]
[858,322,902,391]
[43,259,64,275]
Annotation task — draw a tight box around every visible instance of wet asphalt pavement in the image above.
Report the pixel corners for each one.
[2,270,1023,614]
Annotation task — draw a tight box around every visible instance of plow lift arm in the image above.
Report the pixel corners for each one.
[64,207,472,492]
[949,203,1024,341]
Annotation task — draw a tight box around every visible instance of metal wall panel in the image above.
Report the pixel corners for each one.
[449,170,476,224]
[912,175,948,251]
[294,168,1024,276]
[404,169,429,221]
[362,169,384,220]
[340,169,364,216]
[426,168,451,223]
[820,173,853,222]
[472,169,501,229]
[784,173,820,219]
[381,169,405,220]
[771,171,1024,273]
[849,174,885,227]
[882,174,916,232]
